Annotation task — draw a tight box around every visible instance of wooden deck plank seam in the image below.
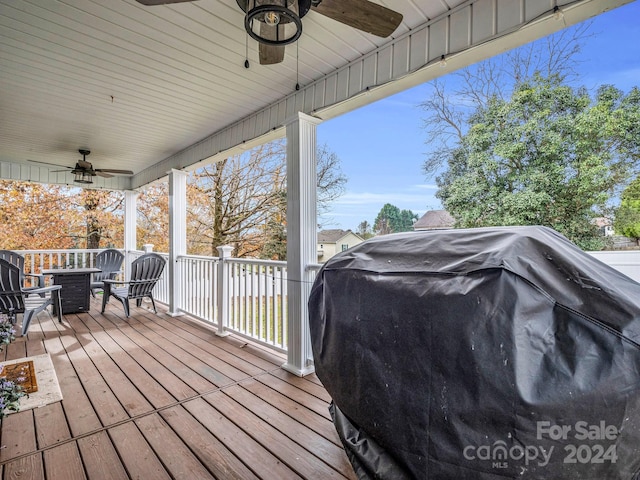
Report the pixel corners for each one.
[51,307,229,406]
[86,303,281,379]
[208,387,349,479]
[2,301,348,479]
[73,305,330,407]
[0,365,286,467]
[196,396,348,480]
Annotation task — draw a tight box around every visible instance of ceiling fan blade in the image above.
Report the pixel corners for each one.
[96,169,134,175]
[28,159,72,169]
[96,172,114,178]
[135,0,196,5]
[312,0,403,38]
[259,24,286,65]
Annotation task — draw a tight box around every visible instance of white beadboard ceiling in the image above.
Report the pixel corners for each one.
[0,0,633,190]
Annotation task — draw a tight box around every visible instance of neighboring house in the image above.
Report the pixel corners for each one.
[413,210,455,230]
[317,229,364,262]
[592,217,615,237]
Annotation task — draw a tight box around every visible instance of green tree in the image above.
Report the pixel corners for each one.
[374,203,418,234]
[356,220,374,239]
[421,24,593,175]
[259,190,287,260]
[435,75,640,250]
[615,176,640,240]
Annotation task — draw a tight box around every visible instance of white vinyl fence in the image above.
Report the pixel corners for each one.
[588,250,640,283]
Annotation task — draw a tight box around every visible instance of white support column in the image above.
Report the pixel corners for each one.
[124,190,138,277]
[124,190,138,252]
[168,169,188,317]
[216,245,234,337]
[283,112,321,376]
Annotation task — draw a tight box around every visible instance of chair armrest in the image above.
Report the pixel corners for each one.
[107,270,123,280]
[22,284,61,295]
[24,272,46,287]
[104,278,160,286]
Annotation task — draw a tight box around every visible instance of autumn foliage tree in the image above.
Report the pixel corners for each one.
[75,189,124,249]
[134,140,346,259]
[188,141,287,258]
[0,181,123,250]
[2,139,345,258]
[0,181,75,249]
[137,184,170,253]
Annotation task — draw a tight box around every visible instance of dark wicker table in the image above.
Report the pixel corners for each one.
[42,268,101,314]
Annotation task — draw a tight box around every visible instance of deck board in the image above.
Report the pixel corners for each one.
[3,454,44,480]
[182,398,303,480]
[43,442,86,480]
[77,431,129,480]
[0,296,354,480]
[33,403,71,448]
[160,405,261,480]
[42,337,103,436]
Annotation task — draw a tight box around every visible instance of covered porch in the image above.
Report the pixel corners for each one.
[1,0,632,379]
[0,294,353,479]
[1,1,636,478]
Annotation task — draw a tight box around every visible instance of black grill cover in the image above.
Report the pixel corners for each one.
[308,226,640,479]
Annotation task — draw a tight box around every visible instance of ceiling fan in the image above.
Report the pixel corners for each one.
[135,0,403,65]
[29,149,134,185]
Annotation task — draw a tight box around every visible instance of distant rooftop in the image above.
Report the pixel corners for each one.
[318,229,356,243]
[414,210,455,230]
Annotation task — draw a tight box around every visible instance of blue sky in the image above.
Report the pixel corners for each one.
[317,1,640,231]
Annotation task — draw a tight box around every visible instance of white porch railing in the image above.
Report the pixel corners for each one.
[223,257,288,352]
[17,249,116,287]
[18,248,637,358]
[176,254,219,325]
[16,248,299,355]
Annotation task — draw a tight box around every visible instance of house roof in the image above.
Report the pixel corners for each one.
[592,217,613,228]
[318,229,359,243]
[414,210,455,230]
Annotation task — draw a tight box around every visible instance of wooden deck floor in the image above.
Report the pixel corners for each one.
[0,296,356,480]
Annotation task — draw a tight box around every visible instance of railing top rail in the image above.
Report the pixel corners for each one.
[178,254,221,261]
[15,248,107,254]
[225,257,287,268]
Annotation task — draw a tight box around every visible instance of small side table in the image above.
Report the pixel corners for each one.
[42,268,101,315]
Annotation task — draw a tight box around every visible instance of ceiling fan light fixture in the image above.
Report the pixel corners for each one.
[264,10,280,26]
[245,1,302,46]
[74,171,94,184]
